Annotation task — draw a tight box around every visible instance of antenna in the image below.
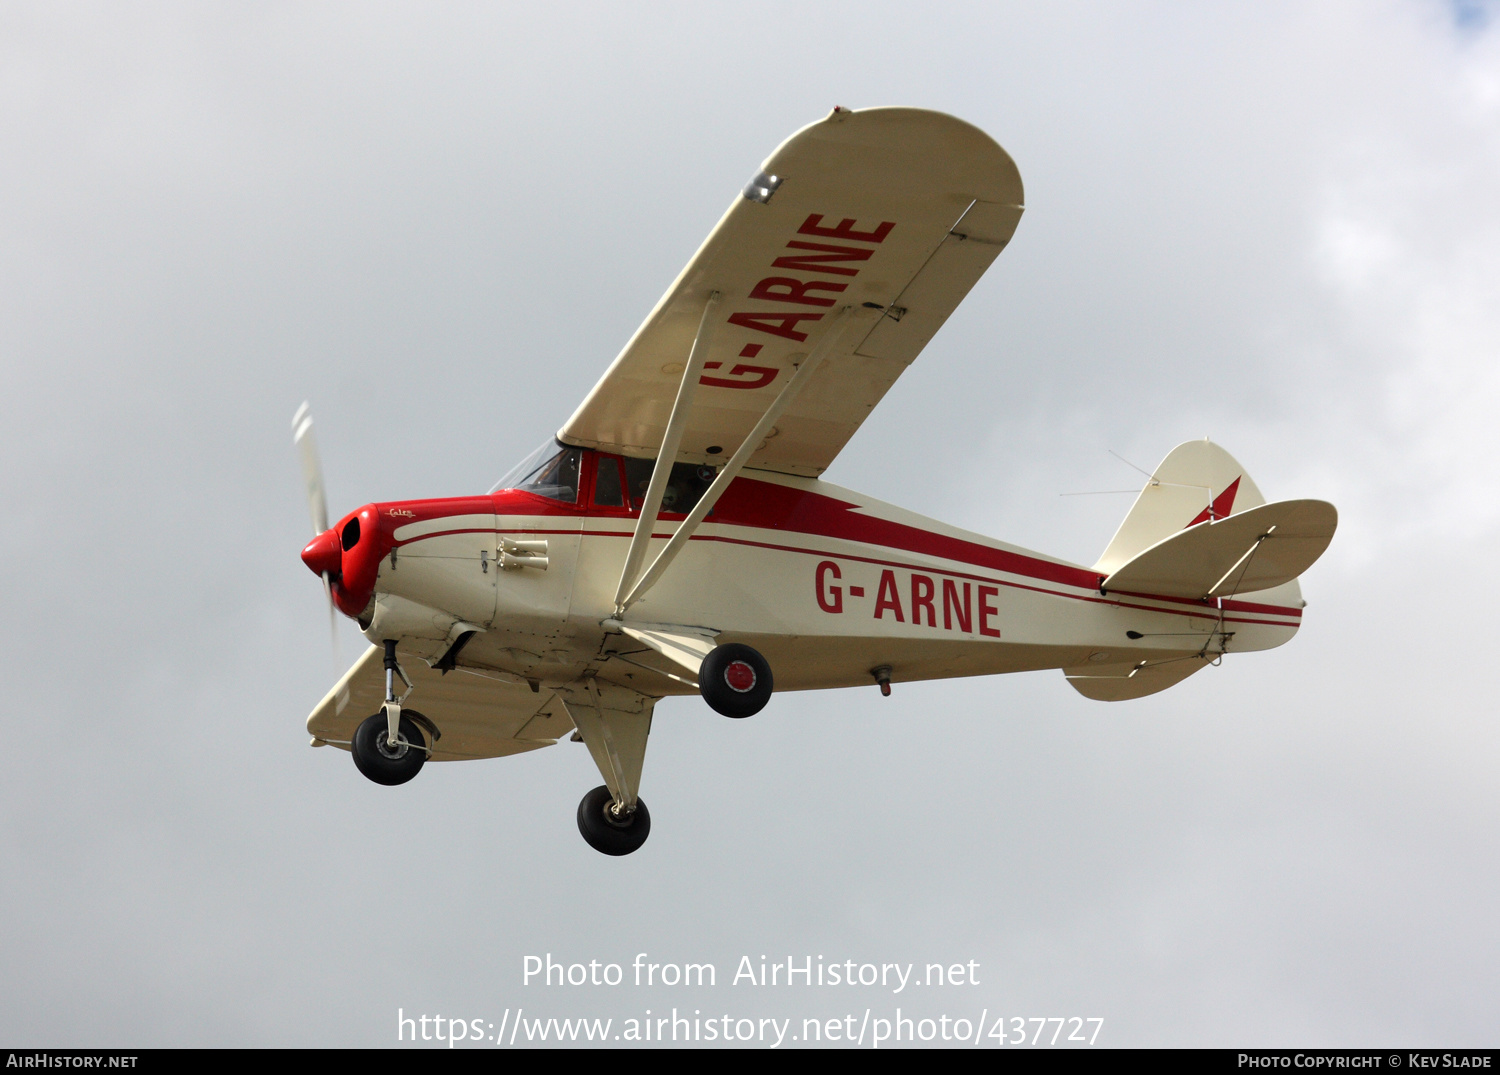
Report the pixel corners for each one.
[1108,449,1158,483]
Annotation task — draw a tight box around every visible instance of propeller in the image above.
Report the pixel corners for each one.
[293,401,340,665]
[293,401,328,535]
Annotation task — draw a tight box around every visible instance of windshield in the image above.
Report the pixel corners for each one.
[491,441,581,503]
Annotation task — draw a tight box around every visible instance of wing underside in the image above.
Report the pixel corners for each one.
[558,107,1024,477]
[306,645,575,762]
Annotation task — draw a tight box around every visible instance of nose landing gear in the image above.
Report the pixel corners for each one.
[350,639,427,785]
[351,709,427,785]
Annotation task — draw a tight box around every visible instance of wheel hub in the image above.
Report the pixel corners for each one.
[376,732,410,760]
[724,660,757,693]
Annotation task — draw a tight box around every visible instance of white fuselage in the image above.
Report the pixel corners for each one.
[358,467,1302,698]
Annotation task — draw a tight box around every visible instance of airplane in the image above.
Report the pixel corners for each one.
[294,107,1337,856]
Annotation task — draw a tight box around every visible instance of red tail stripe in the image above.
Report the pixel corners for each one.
[1186,477,1241,528]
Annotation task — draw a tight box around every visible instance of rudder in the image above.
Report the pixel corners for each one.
[1095,439,1266,575]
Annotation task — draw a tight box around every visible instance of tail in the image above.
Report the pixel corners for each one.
[1065,439,1335,701]
[1096,439,1267,575]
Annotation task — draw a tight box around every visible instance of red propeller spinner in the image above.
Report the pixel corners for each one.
[301,528,342,580]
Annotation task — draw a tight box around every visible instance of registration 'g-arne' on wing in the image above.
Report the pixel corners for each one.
[558,106,1025,478]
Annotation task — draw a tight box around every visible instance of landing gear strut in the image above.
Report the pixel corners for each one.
[698,643,773,718]
[350,639,427,785]
[576,785,651,856]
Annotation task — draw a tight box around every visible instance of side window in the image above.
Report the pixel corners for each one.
[623,458,655,508]
[594,455,625,507]
[623,458,718,515]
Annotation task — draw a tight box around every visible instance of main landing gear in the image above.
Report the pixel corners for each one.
[576,785,651,856]
[570,642,772,854]
[698,643,773,718]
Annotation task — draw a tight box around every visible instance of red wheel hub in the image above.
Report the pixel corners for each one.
[724,660,757,693]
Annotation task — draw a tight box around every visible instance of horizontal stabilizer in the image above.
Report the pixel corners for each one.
[1065,654,1210,701]
[1101,499,1337,599]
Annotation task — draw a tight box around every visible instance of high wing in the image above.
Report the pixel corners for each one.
[558,107,1024,478]
[307,645,575,761]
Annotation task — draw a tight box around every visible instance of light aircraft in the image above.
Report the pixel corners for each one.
[294,107,1337,855]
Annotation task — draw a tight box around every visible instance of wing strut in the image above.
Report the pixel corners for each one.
[616,305,856,615]
[612,291,722,615]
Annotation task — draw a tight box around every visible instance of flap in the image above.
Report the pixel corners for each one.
[306,645,571,762]
[617,622,720,676]
[1102,500,1338,599]
[557,107,1023,477]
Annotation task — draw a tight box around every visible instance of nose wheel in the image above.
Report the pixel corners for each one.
[698,643,773,718]
[576,784,651,856]
[351,708,428,785]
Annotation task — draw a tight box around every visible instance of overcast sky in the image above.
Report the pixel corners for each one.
[2,0,1497,1048]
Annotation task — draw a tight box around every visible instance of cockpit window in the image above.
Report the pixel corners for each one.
[491,442,581,503]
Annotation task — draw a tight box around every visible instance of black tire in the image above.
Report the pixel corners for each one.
[698,643,773,718]
[576,784,651,856]
[351,709,428,786]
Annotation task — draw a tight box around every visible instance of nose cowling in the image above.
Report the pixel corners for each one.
[301,528,342,579]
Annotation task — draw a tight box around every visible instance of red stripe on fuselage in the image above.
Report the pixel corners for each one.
[396,481,1104,593]
[679,532,1301,628]
[705,478,1106,592]
[377,477,1303,622]
[1106,588,1302,619]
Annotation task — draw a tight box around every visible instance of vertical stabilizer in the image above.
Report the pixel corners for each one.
[1094,440,1267,575]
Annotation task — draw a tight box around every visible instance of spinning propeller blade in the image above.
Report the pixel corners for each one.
[321,571,338,662]
[292,401,340,666]
[292,401,328,536]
